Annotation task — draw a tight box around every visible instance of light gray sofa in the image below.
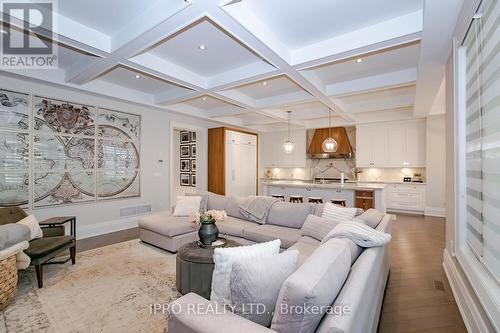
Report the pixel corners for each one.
[139,192,392,333]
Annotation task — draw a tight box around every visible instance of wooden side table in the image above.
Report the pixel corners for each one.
[176,239,240,299]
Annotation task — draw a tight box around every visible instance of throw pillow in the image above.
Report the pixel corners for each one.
[185,192,209,212]
[271,239,351,333]
[17,215,43,240]
[172,196,202,216]
[211,239,281,305]
[300,214,342,241]
[357,208,383,228]
[321,202,357,223]
[321,220,391,247]
[230,250,299,327]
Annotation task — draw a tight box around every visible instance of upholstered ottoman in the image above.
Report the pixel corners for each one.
[138,212,199,252]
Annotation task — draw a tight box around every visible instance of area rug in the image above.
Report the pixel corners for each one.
[0,240,181,333]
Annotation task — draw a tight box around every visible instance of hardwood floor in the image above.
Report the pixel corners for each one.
[75,215,467,332]
[378,214,467,332]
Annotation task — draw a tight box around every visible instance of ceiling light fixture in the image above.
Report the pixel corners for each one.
[202,97,207,101]
[356,58,363,63]
[322,108,338,153]
[198,44,206,50]
[262,81,267,86]
[283,111,295,154]
[135,74,141,79]
[0,29,8,35]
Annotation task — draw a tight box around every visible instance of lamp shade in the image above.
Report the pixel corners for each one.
[322,137,338,153]
[283,140,295,154]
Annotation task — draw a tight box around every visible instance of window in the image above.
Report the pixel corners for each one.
[457,0,500,328]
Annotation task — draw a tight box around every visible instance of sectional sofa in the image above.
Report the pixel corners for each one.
[138,192,392,333]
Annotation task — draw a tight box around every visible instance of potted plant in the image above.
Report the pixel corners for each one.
[191,210,227,245]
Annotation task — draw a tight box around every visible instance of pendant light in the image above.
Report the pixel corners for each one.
[283,111,295,154]
[322,108,338,153]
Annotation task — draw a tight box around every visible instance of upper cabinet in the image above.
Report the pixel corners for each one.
[356,119,426,168]
[260,129,307,168]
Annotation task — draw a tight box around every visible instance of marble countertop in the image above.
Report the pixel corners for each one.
[262,179,387,190]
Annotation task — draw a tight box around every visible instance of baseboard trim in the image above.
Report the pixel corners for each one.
[443,249,490,333]
[425,206,446,217]
[77,216,142,239]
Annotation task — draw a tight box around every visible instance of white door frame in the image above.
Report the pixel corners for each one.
[169,121,208,210]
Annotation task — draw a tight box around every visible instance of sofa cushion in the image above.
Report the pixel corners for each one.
[0,224,30,251]
[243,225,302,249]
[218,217,259,238]
[139,213,196,237]
[266,202,314,229]
[271,238,352,333]
[357,208,384,228]
[225,196,248,220]
[286,241,319,266]
[315,204,364,217]
[296,235,320,246]
[300,214,342,241]
[207,192,229,210]
[230,250,299,327]
[26,236,74,259]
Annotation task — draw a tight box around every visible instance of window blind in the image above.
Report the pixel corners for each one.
[463,0,500,282]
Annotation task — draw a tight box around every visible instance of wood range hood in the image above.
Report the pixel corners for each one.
[306,127,354,159]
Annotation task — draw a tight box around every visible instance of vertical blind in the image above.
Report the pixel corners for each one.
[463,0,500,282]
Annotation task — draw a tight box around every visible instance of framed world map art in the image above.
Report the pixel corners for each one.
[0,88,141,208]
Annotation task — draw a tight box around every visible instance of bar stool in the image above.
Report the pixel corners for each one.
[331,199,347,207]
[289,195,303,203]
[271,194,285,201]
[308,197,323,204]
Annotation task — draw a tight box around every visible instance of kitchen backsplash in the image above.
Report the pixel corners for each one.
[263,159,426,183]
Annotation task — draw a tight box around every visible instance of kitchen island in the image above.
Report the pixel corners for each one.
[262,180,387,213]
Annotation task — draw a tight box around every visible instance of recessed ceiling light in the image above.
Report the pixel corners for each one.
[0,29,7,35]
[356,58,363,63]
[198,44,206,50]
[202,97,207,101]
[262,81,268,86]
[135,74,141,79]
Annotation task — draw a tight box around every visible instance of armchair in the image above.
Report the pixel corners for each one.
[0,207,76,288]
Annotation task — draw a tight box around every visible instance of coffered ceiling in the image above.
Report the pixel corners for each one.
[0,0,464,132]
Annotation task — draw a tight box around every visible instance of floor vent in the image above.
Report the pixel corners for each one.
[120,204,152,217]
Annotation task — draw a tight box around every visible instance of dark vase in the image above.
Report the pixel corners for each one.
[198,222,219,246]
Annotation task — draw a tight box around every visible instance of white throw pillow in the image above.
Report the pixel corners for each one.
[321,202,357,223]
[211,239,281,305]
[230,250,299,327]
[300,214,342,241]
[322,220,391,247]
[17,215,43,240]
[172,196,202,216]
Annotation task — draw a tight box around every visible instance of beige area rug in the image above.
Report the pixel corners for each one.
[0,240,181,333]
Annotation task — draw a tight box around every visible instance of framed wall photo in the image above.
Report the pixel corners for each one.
[190,144,196,158]
[190,159,196,172]
[180,145,190,158]
[191,174,197,187]
[180,159,190,172]
[190,131,196,142]
[180,131,190,144]
[180,173,190,187]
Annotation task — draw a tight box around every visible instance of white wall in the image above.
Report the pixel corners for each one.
[0,74,217,239]
[425,114,447,216]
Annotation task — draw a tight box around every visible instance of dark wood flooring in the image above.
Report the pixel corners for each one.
[75,215,467,332]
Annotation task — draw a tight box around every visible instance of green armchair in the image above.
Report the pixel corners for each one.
[0,207,76,288]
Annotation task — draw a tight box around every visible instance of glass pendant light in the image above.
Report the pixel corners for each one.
[322,108,338,153]
[283,111,295,154]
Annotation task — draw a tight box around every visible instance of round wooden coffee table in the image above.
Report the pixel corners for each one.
[176,238,240,299]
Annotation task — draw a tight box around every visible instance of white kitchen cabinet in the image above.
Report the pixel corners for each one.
[260,130,307,168]
[265,185,354,207]
[226,130,257,197]
[356,120,426,168]
[386,183,426,213]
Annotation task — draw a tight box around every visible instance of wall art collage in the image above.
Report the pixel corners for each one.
[0,88,141,208]
[179,131,196,187]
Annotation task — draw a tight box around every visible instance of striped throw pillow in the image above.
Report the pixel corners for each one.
[321,202,357,223]
[300,214,341,241]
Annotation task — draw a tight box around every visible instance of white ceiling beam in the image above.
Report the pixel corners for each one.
[414,0,463,116]
[255,91,315,109]
[292,11,423,68]
[326,68,417,97]
[210,69,283,91]
[207,61,277,89]
[65,4,204,85]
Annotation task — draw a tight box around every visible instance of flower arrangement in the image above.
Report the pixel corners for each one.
[191,210,227,226]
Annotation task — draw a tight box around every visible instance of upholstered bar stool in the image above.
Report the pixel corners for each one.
[289,195,303,203]
[308,197,323,204]
[331,199,347,207]
[271,194,285,201]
